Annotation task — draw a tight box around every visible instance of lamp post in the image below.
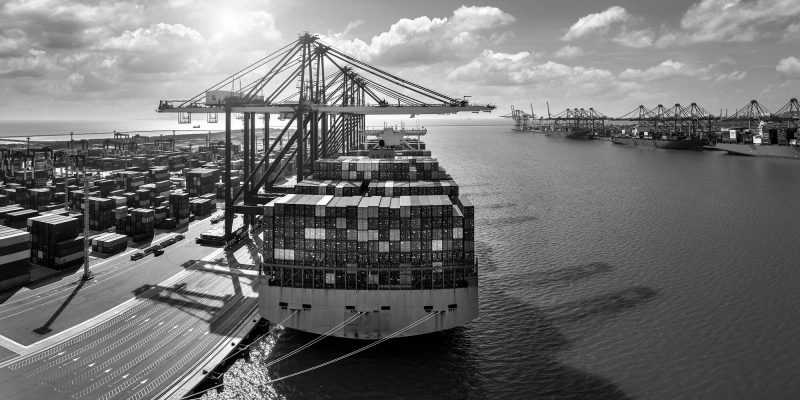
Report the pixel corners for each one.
[81,166,93,281]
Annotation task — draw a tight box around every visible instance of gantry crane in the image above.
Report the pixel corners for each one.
[157,32,495,241]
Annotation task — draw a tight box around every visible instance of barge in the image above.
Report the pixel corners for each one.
[257,127,478,339]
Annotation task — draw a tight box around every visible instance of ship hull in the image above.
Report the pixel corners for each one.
[257,275,478,339]
[713,143,800,159]
[545,128,594,140]
[612,136,706,151]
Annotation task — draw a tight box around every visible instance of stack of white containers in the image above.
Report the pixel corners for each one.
[0,225,31,291]
[91,232,128,254]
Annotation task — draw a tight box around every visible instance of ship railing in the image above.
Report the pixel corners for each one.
[261,262,477,290]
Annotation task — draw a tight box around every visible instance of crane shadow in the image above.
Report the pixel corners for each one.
[33,278,87,335]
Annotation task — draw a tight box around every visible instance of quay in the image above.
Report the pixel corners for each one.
[0,214,262,400]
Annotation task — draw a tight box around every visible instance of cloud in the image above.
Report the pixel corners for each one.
[613,28,655,48]
[619,59,747,82]
[776,56,800,78]
[784,23,800,41]
[658,0,800,45]
[341,20,364,36]
[562,6,630,41]
[98,23,205,74]
[554,45,584,59]
[448,50,614,90]
[320,6,515,65]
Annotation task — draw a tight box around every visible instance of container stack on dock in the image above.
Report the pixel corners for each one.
[27,188,52,211]
[169,192,190,224]
[116,171,144,192]
[0,225,31,290]
[91,233,128,254]
[0,205,24,226]
[147,167,170,183]
[116,208,155,241]
[95,179,116,197]
[6,209,39,229]
[134,188,151,208]
[189,197,216,216]
[28,214,83,269]
[185,168,220,197]
[153,206,170,228]
[88,197,115,230]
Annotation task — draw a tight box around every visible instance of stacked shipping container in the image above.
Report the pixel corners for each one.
[185,168,220,196]
[88,197,115,230]
[262,150,476,291]
[169,192,190,224]
[115,208,154,240]
[0,225,31,290]
[91,233,128,254]
[28,214,83,269]
[312,156,447,181]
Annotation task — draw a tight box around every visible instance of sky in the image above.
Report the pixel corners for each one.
[0,0,799,121]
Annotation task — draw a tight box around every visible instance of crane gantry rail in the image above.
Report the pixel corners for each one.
[157,32,494,241]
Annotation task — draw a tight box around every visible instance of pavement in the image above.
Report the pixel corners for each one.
[0,212,265,400]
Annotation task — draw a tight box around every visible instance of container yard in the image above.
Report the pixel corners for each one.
[0,129,296,293]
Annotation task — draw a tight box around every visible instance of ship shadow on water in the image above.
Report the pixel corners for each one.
[527,262,615,288]
[543,286,658,326]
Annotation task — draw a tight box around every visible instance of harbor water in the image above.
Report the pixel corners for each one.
[202,120,800,399]
[10,119,798,399]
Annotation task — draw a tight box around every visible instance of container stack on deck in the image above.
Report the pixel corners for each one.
[262,153,475,289]
[28,214,83,269]
[294,179,364,196]
[312,157,446,181]
[0,226,31,290]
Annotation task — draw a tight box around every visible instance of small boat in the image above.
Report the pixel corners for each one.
[192,125,200,128]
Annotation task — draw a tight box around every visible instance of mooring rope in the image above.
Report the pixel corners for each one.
[262,311,365,369]
[217,310,298,366]
[183,311,440,399]
[182,311,365,399]
[264,311,440,385]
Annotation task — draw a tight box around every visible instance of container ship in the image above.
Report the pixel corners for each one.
[612,136,706,151]
[544,127,594,140]
[257,128,478,339]
[612,125,707,150]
